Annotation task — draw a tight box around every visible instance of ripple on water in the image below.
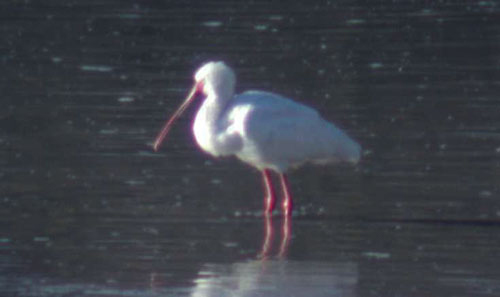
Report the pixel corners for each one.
[80,65,113,72]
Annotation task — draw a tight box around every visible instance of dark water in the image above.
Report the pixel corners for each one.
[2,1,500,296]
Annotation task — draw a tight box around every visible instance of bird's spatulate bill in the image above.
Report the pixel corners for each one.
[153,83,201,151]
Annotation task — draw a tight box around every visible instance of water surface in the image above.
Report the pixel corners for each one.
[2,1,500,296]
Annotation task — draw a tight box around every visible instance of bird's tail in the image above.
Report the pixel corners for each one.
[327,123,362,164]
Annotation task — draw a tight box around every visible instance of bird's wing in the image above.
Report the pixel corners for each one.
[225,91,346,171]
[217,91,314,156]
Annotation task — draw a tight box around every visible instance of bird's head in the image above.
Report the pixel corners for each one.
[152,61,236,151]
[194,61,235,98]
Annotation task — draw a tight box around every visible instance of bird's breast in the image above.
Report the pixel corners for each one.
[193,108,216,155]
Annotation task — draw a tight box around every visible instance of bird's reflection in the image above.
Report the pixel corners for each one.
[258,214,291,259]
[190,216,358,297]
[191,260,357,297]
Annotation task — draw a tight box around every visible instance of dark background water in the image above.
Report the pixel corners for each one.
[2,1,500,296]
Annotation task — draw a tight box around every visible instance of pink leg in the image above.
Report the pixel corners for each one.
[262,169,276,214]
[279,173,293,216]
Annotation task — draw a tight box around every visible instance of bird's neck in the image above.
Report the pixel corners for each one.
[199,93,230,126]
[193,92,232,153]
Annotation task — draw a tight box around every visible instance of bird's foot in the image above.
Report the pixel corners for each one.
[265,195,276,214]
[283,199,293,216]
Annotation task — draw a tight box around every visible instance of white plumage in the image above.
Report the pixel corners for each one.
[154,61,361,216]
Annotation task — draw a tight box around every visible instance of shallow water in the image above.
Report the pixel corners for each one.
[2,1,500,296]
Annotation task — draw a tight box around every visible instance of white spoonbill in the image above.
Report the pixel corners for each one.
[153,61,361,216]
